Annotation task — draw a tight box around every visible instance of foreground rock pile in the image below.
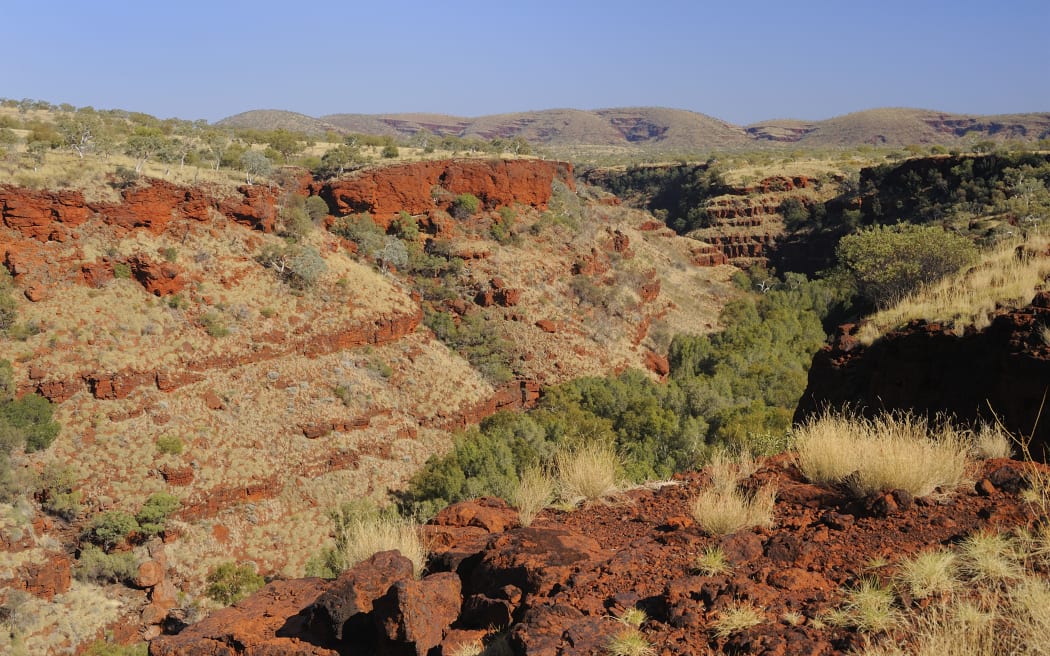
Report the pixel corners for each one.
[150,455,1044,655]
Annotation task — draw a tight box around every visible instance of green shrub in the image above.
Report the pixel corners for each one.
[0,393,60,452]
[199,311,229,338]
[155,435,184,455]
[205,562,265,605]
[136,493,180,536]
[304,195,329,223]
[75,545,138,583]
[161,247,178,263]
[451,193,481,219]
[113,263,132,279]
[836,223,978,307]
[83,510,139,550]
[424,310,515,384]
[36,463,81,519]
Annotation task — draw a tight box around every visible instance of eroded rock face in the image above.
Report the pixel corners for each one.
[796,291,1050,459]
[321,159,574,226]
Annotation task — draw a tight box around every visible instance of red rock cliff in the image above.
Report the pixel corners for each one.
[321,159,574,227]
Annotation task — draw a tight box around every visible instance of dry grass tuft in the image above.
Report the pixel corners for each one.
[694,545,732,576]
[793,411,973,498]
[335,513,428,578]
[857,229,1050,345]
[711,601,765,638]
[554,442,622,506]
[895,549,959,599]
[970,423,1013,459]
[825,578,900,633]
[510,467,555,527]
[957,531,1024,583]
[691,450,775,536]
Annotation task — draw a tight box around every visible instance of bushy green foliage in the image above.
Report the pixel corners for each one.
[0,271,17,333]
[112,263,132,279]
[305,196,330,224]
[857,152,1050,226]
[205,562,265,606]
[836,223,978,307]
[451,193,481,219]
[83,511,139,551]
[75,545,138,583]
[36,463,81,519]
[592,162,726,233]
[331,213,385,257]
[2,395,52,448]
[425,310,515,383]
[391,211,420,241]
[135,493,179,536]
[401,273,840,517]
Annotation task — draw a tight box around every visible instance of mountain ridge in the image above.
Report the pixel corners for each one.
[216,106,1050,151]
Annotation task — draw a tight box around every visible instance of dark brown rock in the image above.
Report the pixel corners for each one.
[312,550,414,640]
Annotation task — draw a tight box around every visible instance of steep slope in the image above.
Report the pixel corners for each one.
[0,158,737,652]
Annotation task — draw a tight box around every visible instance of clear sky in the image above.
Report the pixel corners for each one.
[4,0,1048,125]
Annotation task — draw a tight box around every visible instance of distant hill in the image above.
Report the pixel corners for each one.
[217,106,1050,151]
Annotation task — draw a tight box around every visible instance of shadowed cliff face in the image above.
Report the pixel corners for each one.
[795,292,1050,460]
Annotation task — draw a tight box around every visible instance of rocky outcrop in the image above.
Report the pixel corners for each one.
[321,159,574,226]
[796,292,1050,459]
[0,180,279,244]
[148,456,1046,655]
[129,254,187,296]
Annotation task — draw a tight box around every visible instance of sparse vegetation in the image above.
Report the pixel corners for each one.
[75,545,139,584]
[155,435,184,456]
[510,466,554,526]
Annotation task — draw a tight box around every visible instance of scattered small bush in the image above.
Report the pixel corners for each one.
[205,562,265,606]
[113,263,132,279]
[691,451,775,536]
[711,602,764,638]
[451,193,481,219]
[694,546,732,576]
[83,510,139,551]
[75,545,138,583]
[136,492,180,536]
[825,578,899,632]
[155,435,184,455]
[36,462,81,519]
[83,640,148,656]
[161,247,178,263]
[307,501,427,579]
[895,549,958,599]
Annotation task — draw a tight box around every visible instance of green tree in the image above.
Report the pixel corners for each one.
[124,128,167,172]
[136,493,180,536]
[836,223,978,307]
[83,511,139,551]
[240,150,272,184]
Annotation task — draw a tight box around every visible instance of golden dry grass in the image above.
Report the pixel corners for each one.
[554,441,623,506]
[690,450,775,536]
[793,411,973,498]
[510,467,554,526]
[857,229,1050,344]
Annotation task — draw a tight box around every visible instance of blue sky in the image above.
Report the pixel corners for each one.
[4,1,1048,124]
